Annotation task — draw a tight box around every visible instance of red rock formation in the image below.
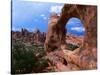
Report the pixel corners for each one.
[45,4,97,50]
[45,4,97,70]
[44,13,61,53]
[12,28,46,44]
[66,34,84,47]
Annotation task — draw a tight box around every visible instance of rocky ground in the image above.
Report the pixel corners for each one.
[12,29,97,73]
[45,34,97,71]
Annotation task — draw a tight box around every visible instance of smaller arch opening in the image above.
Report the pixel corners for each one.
[65,17,86,51]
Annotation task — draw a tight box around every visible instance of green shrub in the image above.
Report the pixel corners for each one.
[12,39,38,74]
[12,39,49,74]
[66,43,79,51]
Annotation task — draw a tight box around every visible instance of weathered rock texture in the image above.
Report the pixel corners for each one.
[44,13,60,53]
[45,4,97,70]
[12,28,46,44]
[45,4,97,52]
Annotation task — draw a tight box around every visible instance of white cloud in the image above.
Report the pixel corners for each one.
[50,5,63,14]
[40,14,45,17]
[71,27,85,32]
[40,14,48,20]
[43,16,47,20]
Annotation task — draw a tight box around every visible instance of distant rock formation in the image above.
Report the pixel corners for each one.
[33,28,46,44]
[66,33,84,47]
[12,28,46,44]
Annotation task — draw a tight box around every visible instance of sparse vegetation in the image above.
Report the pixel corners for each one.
[11,39,49,74]
[66,43,79,51]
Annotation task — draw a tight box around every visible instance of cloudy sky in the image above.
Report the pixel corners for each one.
[12,0,85,36]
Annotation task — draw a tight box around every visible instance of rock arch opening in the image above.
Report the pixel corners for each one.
[65,17,86,51]
[66,17,85,36]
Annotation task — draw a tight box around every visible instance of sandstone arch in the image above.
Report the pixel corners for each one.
[45,4,97,53]
[44,4,97,70]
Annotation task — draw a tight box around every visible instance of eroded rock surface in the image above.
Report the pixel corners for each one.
[45,4,97,71]
[12,28,46,44]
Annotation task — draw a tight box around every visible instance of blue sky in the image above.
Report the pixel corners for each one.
[12,1,85,36]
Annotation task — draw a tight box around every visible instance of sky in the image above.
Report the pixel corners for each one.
[12,0,85,36]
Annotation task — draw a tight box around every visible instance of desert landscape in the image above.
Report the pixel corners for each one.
[11,2,97,74]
